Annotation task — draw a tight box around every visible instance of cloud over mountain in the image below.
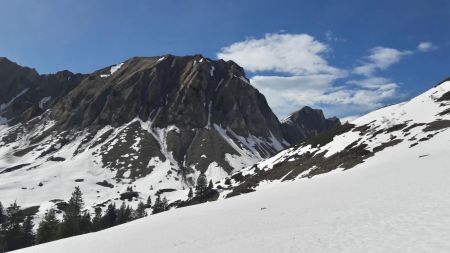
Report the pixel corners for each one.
[218,33,436,119]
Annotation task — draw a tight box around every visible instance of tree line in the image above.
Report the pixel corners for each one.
[0,186,148,252]
[0,172,216,252]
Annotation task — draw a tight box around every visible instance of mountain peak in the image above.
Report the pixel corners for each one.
[281,106,341,144]
[0,55,341,222]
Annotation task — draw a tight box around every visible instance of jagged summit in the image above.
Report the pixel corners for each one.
[52,54,279,139]
[281,106,340,144]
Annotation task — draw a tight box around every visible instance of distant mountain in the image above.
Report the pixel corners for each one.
[0,55,336,214]
[281,106,340,144]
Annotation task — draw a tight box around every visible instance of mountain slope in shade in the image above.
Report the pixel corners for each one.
[0,57,85,125]
[0,55,338,216]
[14,108,450,252]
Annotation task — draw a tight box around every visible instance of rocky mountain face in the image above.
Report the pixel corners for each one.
[0,57,85,125]
[281,106,340,144]
[0,55,338,213]
[217,78,450,198]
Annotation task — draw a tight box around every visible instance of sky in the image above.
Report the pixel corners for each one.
[1,0,450,120]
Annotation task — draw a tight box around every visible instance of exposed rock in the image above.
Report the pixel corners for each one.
[0,54,341,213]
[281,106,340,144]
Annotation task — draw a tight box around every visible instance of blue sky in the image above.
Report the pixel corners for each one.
[1,0,449,120]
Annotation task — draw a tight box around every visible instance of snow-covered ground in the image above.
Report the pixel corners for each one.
[0,116,285,218]
[230,80,450,182]
[14,123,450,252]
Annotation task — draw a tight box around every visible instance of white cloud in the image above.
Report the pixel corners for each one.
[217,33,344,76]
[250,75,335,111]
[417,41,437,52]
[217,33,407,119]
[353,47,412,76]
[251,75,398,118]
[348,77,398,89]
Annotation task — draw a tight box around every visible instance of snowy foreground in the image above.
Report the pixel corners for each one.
[14,125,450,253]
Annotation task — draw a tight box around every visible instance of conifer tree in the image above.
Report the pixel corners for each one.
[92,208,103,232]
[117,202,131,224]
[125,205,132,222]
[0,233,5,253]
[69,186,85,213]
[134,201,147,219]
[162,197,169,211]
[4,201,22,230]
[0,201,8,252]
[79,211,92,234]
[36,209,59,244]
[152,195,165,214]
[188,188,193,198]
[3,201,24,251]
[21,216,34,247]
[102,203,117,228]
[146,196,152,208]
[195,172,208,196]
[0,201,4,224]
[208,180,214,191]
[59,186,85,238]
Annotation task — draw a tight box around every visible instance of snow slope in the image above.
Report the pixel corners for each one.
[218,80,450,195]
[0,117,284,219]
[14,125,450,252]
[14,80,450,252]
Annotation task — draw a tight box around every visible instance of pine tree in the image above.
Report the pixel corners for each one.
[59,186,85,238]
[126,205,132,221]
[79,211,92,234]
[92,208,103,232]
[117,202,128,224]
[21,216,34,247]
[0,200,5,252]
[102,203,117,228]
[146,196,152,208]
[208,180,214,191]
[188,188,193,198]
[69,186,85,213]
[36,209,60,244]
[195,172,208,196]
[162,197,168,211]
[4,201,22,230]
[3,201,24,251]
[0,201,4,224]
[0,233,5,253]
[134,201,147,219]
[152,195,165,214]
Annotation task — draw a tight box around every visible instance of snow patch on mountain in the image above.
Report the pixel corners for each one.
[38,96,51,110]
[100,62,124,78]
[205,162,228,183]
